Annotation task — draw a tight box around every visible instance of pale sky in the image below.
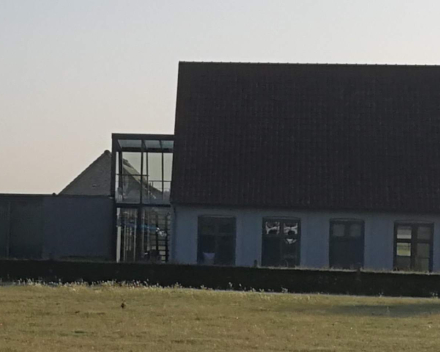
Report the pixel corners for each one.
[1,0,440,193]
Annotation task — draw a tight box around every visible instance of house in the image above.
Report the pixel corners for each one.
[167,62,440,272]
[3,62,440,272]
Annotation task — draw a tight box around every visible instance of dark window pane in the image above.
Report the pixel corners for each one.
[199,218,216,236]
[395,256,411,271]
[218,218,235,235]
[262,237,281,267]
[417,226,432,241]
[197,217,236,266]
[144,140,161,149]
[397,226,412,240]
[349,223,362,238]
[415,258,430,272]
[330,240,364,269]
[330,241,350,269]
[198,236,216,264]
[416,243,430,259]
[119,139,142,149]
[329,221,364,269]
[216,236,235,265]
[281,236,300,267]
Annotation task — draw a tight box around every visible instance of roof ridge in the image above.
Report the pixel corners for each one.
[179,61,440,68]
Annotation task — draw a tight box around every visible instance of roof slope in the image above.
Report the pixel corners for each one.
[172,62,440,212]
[60,150,163,199]
[60,151,112,196]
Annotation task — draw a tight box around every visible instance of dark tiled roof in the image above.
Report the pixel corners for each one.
[171,62,440,213]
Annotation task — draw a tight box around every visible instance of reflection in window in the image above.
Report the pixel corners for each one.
[113,137,174,205]
[262,218,300,267]
[142,152,172,203]
[197,217,236,266]
[395,223,433,272]
[141,208,171,263]
[329,220,364,269]
[117,208,138,262]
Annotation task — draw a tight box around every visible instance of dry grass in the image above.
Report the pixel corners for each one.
[1,283,440,351]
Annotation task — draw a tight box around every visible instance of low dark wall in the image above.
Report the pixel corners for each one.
[0,195,113,261]
[1,259,440,298]
[0,197,44,258]
[42,196,113,260]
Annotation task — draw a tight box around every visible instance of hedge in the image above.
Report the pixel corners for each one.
[0,259,440,298]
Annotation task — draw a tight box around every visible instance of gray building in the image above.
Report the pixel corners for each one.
[0,147,171,262]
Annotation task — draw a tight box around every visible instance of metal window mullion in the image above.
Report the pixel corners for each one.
[214,223,219,265]
[146,147,149,202]
[122,211,127,262]
[165,212,169,262]
[118,151,123,195]
[160,140,165,199]
[410,225,417,270]
[155,211,159,253]
[430,224,434,271]
[279,222,284,265]
[136,206,143,261]
[110,138,117,198]
[140,142,145,205]
[6,200,11,258]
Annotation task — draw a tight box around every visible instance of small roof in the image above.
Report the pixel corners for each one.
[172,62,440,213]
[60,151,112,196]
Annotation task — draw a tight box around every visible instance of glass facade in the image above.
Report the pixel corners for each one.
[112,134,174,262]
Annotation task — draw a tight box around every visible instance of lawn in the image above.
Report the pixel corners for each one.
[0,284,440,351]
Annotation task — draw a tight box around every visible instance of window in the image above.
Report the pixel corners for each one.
[329,220,364,269]
[394,223,433,272]
[197,216,236,265]
[261,218,300,267]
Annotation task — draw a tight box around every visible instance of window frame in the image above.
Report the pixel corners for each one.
[197,215,236,266]
[393,222,434,272]
[261,217,301,268]
[329,219,365,269]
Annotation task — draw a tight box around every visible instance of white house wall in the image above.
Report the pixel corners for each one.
[172,206,440,271]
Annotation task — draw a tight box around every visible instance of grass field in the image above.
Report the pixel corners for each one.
[1,284,440,351]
